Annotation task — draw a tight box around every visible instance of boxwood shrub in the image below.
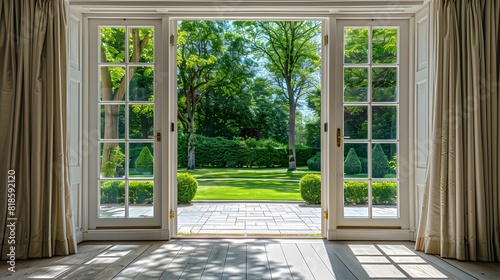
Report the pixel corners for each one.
[299,174,321,204]
[100,181,154,204]
[177,173,198,203]
[344,181,397,205]
[307,153,321,171]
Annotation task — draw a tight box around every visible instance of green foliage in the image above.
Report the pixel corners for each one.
[372,144,389,178]
[100,181,125,204]
[372,182,397,205]
[344,148,362,175]
[389,153,397,174]
[299,174,321,204]
[295,146,313,166]
[100,181,154,204]
[129,181,154,204]
[343,181,368,205]
[307,154,321,171]
[101,146,125,177]
[177,173,198,203]
[135,147,154,174]
[344,181,397,205]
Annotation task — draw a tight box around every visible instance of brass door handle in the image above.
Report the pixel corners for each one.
[336,128,350,147]
[148,132,161,142]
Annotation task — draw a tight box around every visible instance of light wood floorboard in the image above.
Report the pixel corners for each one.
[1,239,498,279]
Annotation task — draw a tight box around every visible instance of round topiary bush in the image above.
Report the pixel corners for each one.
[307,153,321,171]
[177,173,198,203]
[372,144,389,178]
[344,148,361,175]
[299,174,321,204]
[135,146,154,174]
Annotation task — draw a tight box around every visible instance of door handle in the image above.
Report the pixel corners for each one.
[148,132,161,142]
[336,128,350,147]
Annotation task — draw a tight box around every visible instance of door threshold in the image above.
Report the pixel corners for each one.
[173,234,323,239]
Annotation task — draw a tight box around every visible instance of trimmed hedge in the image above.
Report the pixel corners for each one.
[100,181,153,204]
[177,173,198,203]
[299,174,321,204]
[372,144,389,178]
[177,134,314,168]
[307,153,321,171]
[343,181,397,205]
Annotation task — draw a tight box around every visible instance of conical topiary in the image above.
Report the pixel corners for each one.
[372,144,389,178]
[135,146,154,174]
[344,148,362,175]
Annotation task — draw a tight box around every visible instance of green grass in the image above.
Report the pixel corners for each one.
[183,166,317,180]
[344,173,397,179]
[193,179,302,201]
[180,167,317,201]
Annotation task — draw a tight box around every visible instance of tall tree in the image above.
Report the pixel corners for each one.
[100,28,153,176]
[177,21,255,170]
[242,21,321,170]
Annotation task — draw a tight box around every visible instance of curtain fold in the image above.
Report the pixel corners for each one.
[0,0,76,259]
[416,0,500,261]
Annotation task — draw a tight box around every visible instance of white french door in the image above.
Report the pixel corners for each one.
[88,19,163,229]
[334,19,410,228]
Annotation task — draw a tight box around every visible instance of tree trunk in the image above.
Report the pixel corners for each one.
[187,118,196,170]
[288,103,297,171]
[100,65,118,176]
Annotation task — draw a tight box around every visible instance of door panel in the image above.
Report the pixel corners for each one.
[88,20,162,228]
[336,20,409,228]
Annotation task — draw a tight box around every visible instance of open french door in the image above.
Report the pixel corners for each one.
[333,19,410,231]
[88,19,164,230]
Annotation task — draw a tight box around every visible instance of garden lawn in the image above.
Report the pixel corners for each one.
[185,166,317,180]
[192,179,302,201]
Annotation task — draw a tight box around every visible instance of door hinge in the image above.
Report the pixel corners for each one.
[324,123,328,132]
[170,34,174,46]
[323,35,328,46]
[171,122,175,132]
[170,210,175,219]
[323,210,328,220]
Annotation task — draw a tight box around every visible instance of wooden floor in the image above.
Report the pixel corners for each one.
[1,239,499,279]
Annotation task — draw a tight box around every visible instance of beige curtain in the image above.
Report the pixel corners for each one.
[0,0,76,259]
[416,0,500,261]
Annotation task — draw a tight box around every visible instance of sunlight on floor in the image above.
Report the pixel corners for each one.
[349,244,448,279]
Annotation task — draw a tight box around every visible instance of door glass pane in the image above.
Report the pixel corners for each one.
[344,28,369,64]
[100,143,126,178]
[372,67,397,102]
[100,66,126,101]
[344,181,369,217]
[344,143,368,178]
[128,27,154,63]
[100,105,125,139]
[129,143,154,178]
[100,27,126,63]
[371,143,397,178]
[344,68,368,102]
[372,28,398,64]
[128,181,154,218]
[129,66,154,101]
[372,106,397,140]
[99,180,125,218]
[342,25,400,222]
[372,182,398,217]
[97,25,156,221]
[344,106,368,139]
[129,104,154,139]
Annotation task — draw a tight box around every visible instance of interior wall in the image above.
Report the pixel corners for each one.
[413,3,431,240]
[68,6,84,243]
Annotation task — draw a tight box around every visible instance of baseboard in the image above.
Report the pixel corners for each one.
[84,229,170,241]
[328,229,414,241]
